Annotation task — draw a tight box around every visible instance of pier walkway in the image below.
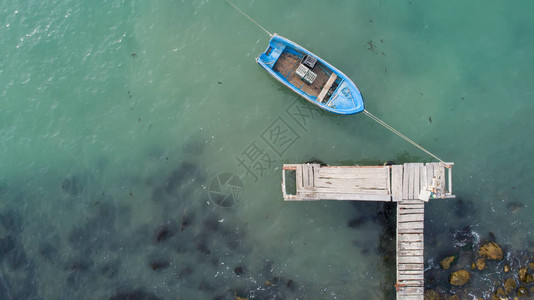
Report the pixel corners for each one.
[281,162,454,300]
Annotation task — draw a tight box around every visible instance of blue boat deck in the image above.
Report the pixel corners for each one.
[272,52,339,102]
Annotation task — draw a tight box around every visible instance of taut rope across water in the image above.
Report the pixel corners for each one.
[363,110,445,162]
[225,0,272,37]
[225,0,446,163]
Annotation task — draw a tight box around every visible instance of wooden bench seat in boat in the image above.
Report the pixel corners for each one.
[317,72,337,102]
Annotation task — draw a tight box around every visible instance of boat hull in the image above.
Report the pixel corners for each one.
[256,34,364,115]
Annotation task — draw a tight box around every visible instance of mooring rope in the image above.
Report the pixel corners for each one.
[363,109,445,163]
[225,1,444,163]
[225,0,272,37]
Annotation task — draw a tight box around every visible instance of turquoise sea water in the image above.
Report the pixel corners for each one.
[1,0,533,298]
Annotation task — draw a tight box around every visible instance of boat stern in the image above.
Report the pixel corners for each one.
[256,34,286,70]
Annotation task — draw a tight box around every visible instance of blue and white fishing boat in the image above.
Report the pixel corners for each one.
[257,34,364,115]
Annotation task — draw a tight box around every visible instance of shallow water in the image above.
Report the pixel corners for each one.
[1,0,533,298]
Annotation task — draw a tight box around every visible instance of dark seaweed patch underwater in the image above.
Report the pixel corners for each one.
[0,143,305,299]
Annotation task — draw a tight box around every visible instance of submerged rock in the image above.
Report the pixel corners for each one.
[504,277,516,294]
[0,210,23,236]
[478,242,503,260]
[347,215,368,228]
[440,255,457,270]
[452,198,475,218]
[519,267,534,283]
[449,270,470,286]
[38,242,59,263]
[150,259,170,272]
[100,262,119,279]
[153,220,177,244]
[286,279,296,291]
[0,235,16,258]
[234,266,244,275]
[504,265,510,273]
[493,287,506,299]
[424,289,441,300]
[506,201,524,214]
[476,258,486,270]
[517,286,528,297]
[109,289,161,300]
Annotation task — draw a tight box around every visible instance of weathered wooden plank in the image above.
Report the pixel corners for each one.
[316,175,388,184]
[413,163,420,198]
[397,279,424,286]
[398,222,425,229]
[398,221,424,228]
[281,169,287,198]
[398,241,424,250]
[400,199,425,205]
[392,165,403,202]
[402,164,409,200]
[439,164,446,198]
[398,269,424,275]
[425,163,434,190]
[398,214,425,222]
[396,294,424,300]
[420,163,427,190]
[400,207,425,213]
[399,205,425,211]
[447,165,453,196]
[314,177,388,190]
[397,295,423,298]
[399,208,425,214]
[398,224,424,232]
[398,273,424,281]
[318,167,388,177]
[302,164,309,188]
[398,249,424,256]
[397,260,424,267]
[400,200,425,205]
[399,199,425,208]
[397,288,424,300]
[408,163,415,199]
[398,233,424,242]
[300,186,389,195]
[397,286,424,294]
[312,164,319,187]
[309,164,315,187]
[398,296,423,299]
[296,164,303,190]
[401,211,425,218]
[282,164,299,170]
[398,240,424,248]
[317,72,338,102]
[297,192,391,201]
[309,164,316,186]
[386,165,391,195]
[319,165,388,170]
[398,227,424,234]
[397,263,424,271]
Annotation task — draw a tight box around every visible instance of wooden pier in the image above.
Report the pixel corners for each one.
[281,162,454,300]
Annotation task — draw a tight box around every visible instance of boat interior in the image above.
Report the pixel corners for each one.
[272,48,342,104]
